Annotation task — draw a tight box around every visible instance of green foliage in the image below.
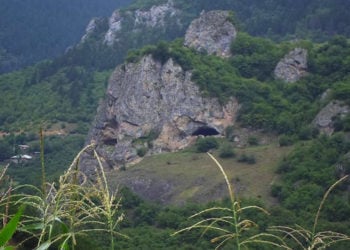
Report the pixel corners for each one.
[309,35,350,80]
[247,136,259,146]
[231,32,285,81]
[2,144,127,250]
[298,126,319,140]
[224,126,235,141]
[137,147,148,157]
[195,137,219,153]
[0,142,12,162]
[0,66,109,132]
[276,134,350,223]
[278,135,295,147]
[0,206,24,249]
[270,175,350,250]
[237,153,256,164]
[0,0,133,72]
[219,143,235,158]
[333,80,350,104]
[7,134,85,186]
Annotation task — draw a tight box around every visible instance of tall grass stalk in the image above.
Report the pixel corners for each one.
[39,128,46,197]
[92,149,127,250]
[269,174,350,249]
[172,152,288,249]
[0,164,11,226]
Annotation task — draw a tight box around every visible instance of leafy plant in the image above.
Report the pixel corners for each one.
[0,164,22,250]
[0,206,24,250]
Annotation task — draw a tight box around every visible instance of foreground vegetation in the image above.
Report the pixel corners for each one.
[0,139,349,249]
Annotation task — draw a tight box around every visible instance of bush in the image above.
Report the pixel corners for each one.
[271,184,283,198]
[225,126,235,141]
[278,135,294,146]
[298,126,313,140]
[137,147,148,157]
[237,153,256,164]
[195,137,219,153]
[247,136,259,146]
[219,143,235,158]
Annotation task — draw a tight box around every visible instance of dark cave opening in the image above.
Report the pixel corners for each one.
[103,138,118,145]
[192,126,220,136]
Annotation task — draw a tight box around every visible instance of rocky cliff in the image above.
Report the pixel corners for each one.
[184,10,237,57]
[80,55,239,177]
[81,0,183,46]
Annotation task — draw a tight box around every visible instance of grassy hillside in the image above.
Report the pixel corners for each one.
[108,138,292,205]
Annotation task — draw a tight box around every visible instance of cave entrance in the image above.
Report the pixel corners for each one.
[103,138,118,145]
[192,126,220,136]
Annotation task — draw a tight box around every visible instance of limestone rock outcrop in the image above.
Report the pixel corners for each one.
[274,48,308,83]
[184,10,237,57]
[313,100,350,135]
[80,17,106,43]
[134,0,179,28]
[81,55,239,176]
[103,0,181,46]
[104,10,123,45]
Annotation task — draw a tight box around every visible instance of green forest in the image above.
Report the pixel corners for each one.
[1,0,350,249]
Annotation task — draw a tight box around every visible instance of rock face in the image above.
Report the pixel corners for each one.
[104,10,123,45]
[184,10,237,57]
[103,0,181,46]
[134,0,179,28]
[274,48,308,83]
[81,55,239,176]
[313,100,350,135]
[80,17,108,44]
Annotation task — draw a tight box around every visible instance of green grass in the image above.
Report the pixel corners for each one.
[107,142,293,206]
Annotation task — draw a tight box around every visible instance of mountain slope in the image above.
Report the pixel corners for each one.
[0,0,133,72]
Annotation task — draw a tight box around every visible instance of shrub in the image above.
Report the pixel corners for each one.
[225,125,235,141]
[298,127,311,140]
[219,143,235,158]
[271,184,283,198]
[195,137,219,153]
[248,136,259,146]
[278,135,294,146]
[238,153,256,164]
[137,147,148,157]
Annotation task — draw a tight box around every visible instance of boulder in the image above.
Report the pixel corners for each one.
[184,10,237,57]
[313,100,350,135]
[274,48,308,83]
